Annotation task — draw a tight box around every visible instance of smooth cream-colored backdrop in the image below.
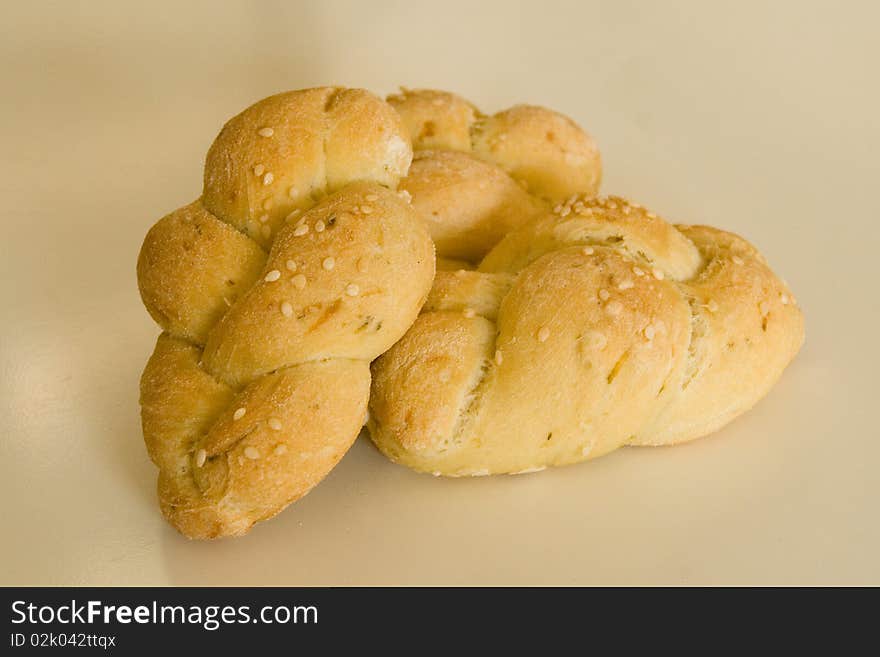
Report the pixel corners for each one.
[1,0,876,585]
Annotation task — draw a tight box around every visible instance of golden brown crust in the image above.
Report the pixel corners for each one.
[368,194,804,476]
[388,88,602,262]
[137,88,434,538]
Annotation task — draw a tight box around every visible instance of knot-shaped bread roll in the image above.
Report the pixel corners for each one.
[368,194,804,476]
[387,89,602,262]
[137,88,434,537]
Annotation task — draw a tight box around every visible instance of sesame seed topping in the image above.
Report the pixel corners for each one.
[732,256,744,265]
[253,164,265,176]
[707,299,719,313]
[285,209,301,222]
[268,418,282,431]
[582,246,594,255]
[553,205,563,214]
[286,259,297,272]
[598,289,610,301]
[633,266,645,277]
[646,212,657,219]
[644,325,656,341]
[537,327,550,342]
[618,280,634,290]
[560,206,571,217]
[288,186,298,198]
[233,407,246,420]
[262,199,273,210]
[463,308,476,318]
[195,448,207,468]
[356,258,368,273]
[652,268,665,280]
[257,127,274,137]
[346,283,360,297]
[244,446,260,460]
[259,213,269,223]
[586,331,607,350]
[605,300,623,316]
[263,172,274,186]
[293,224,309,237]
[360,205,373,214]
[274,444,287,456]
[314,220,325,233]
[264,269,281,282]
[397,189,412,203]
[780,293,789,305]
[261,225,271,239]
[322,257,335,270]
[291,274,306,290]
[494,349,503,365]
[280,301,294,317]
[365,193,379,202]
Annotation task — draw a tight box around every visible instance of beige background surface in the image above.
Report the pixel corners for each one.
[1,0,877,585]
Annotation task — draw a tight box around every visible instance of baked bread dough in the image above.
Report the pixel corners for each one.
[389,89,602,262]
[368,194,804,476]
[138,88,434,537]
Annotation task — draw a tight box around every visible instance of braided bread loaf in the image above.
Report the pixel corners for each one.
[387,89,602,262]
[137,88,434,538]
[368,191,804,476]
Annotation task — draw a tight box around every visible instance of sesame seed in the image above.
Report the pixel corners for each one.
[652,268,665,280]
[261,225,271,239]
[257,127,274,137]
[262,199,272,210]
[780,293,789,305]
[195,448,207,468]
[259,213,269,223]
[605,300,623,316]
[288,186,298,199]
[293,224,309,236]
[537,327,550,342]
[622,206,632,215]
[233,407,246,420]
[553,205,563,214]
[618,280,634,290]
[560,206,571,217]
[586,331,607,350]
[253,164,265,176]
[264,269,281,282]
[463,308,476,318]
[646,212,657,219]
[356,258,368,273]
[322,257,335,270]
[732,256,744,265]
[360,205,373,214]
[285,209,301,222]
[286,259,297,272]
[707,299,719,313]
[263,172,274,186]
[582,246,594,255]
[598,289,610,301]
[346,283,360,297]
[315,220,325,232]
[268,418,282,431]
[365,193,379,202]
[291,274,306,290]
[244,446,260,460]
[644,325,656,341]
[633,267,645,277]
[280,300,293,316]
[398,189,412,203]
[494,349,503,365]
[274,444,288,456]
